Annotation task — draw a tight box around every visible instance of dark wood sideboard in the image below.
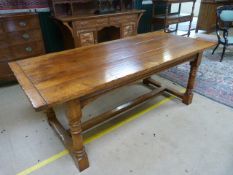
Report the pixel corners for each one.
[48,0,144,48]
[196,0,233,33]
[0,13,45,82]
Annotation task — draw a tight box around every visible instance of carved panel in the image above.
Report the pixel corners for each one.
[77,31,95,47]
[122,23,135,38]
[109,16,122,26]
[96,18,109,27]
[3,16,40,32]
[75,20,96,29]
[122,14,138,23]
[109,14,138,24]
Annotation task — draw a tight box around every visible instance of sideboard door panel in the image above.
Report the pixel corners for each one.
[77,30,96,47]
[122,23,136,38]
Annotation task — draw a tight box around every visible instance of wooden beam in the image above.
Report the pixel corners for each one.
[143,77,184,99]
[81,87,165,131]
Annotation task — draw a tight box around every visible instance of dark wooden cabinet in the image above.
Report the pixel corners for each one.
[196,0,233,33]
[0,13,45,82]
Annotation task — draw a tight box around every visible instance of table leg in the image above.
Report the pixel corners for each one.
[182,53,202,105]
[66,100,89,171]
[45,108,56,121]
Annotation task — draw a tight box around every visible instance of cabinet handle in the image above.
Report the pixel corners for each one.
[22,33,30,40]
[19,21,27,27]
[25,47,32,52]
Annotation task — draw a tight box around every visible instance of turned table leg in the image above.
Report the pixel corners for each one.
[182,53,202,105]
[66,100,89,171]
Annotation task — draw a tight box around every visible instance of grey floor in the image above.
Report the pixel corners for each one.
[0,76,233,175]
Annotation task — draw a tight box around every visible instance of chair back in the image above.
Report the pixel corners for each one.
[220,10,233,22]
[217,6,233,28]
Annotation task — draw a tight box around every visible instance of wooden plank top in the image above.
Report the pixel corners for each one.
[9,31,215,111]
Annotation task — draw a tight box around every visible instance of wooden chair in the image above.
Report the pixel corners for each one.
[212,5,233,62]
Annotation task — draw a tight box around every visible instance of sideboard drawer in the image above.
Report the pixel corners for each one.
[96,18,109,27]
[0,62,13,78]
[8,29,43,45]
[0,22,3,34]
[109,15,137,25]
[109,16,122,25]
[0,33,6,41]
[3,16,39,32]
[122,14,138,22]
[11,41,44,59]
[0,34,8,48]
[0,48,11,61]
[75,19,96,29]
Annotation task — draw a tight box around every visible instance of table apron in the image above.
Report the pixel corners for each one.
[79,52,198,108]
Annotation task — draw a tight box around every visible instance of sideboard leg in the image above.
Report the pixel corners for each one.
[182,53,202,105]
[66,100,89,171]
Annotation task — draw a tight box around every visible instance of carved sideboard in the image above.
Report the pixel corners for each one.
[54,10,144,48]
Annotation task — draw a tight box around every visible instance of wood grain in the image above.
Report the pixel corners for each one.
[66,100,89,171]
[10,31,216,172]
[10,31,215,110]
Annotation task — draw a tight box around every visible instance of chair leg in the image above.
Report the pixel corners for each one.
[176,23,179,31]
[220,45,226,62]
[164,24,169,33]
[151,24,154,32]
[187,20,192,37]
[212,43,219,55]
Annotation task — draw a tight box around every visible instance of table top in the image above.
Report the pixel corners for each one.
[9,31,215,111]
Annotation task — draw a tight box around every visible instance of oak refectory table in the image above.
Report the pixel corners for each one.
[9,31,215,172]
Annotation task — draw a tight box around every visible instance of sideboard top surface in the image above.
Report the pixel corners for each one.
[0,12,38,19]
[54,9,145,22]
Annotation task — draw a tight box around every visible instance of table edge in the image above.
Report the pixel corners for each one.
[11,33,216,111]
[9,62,47,111]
